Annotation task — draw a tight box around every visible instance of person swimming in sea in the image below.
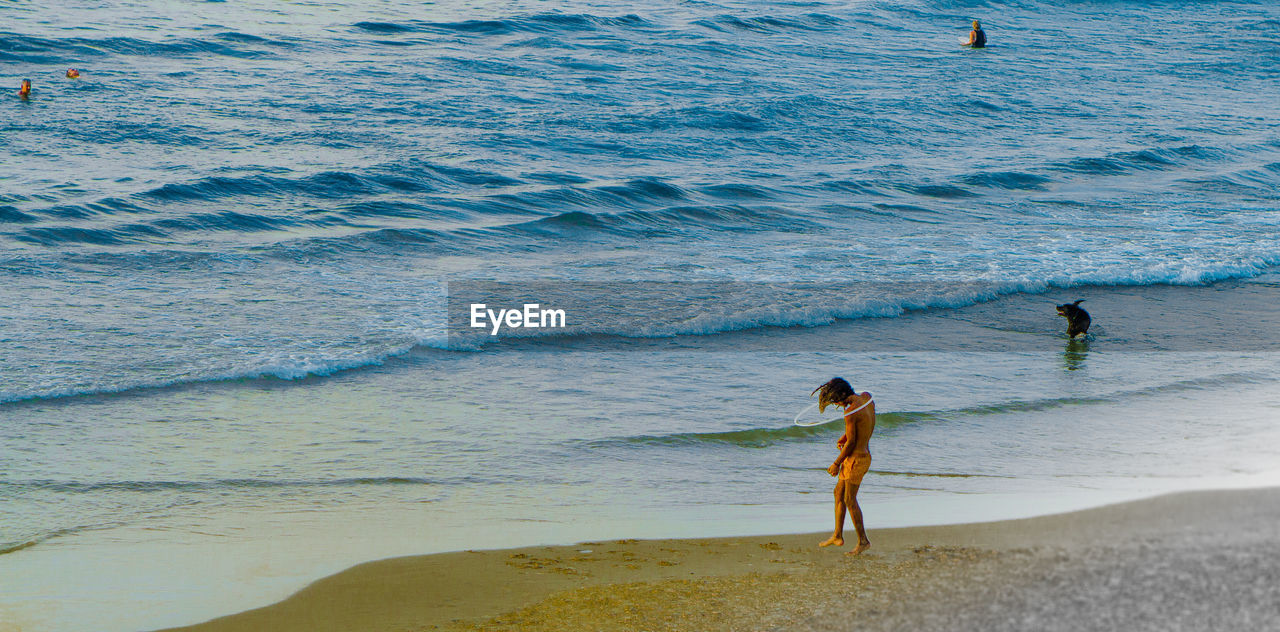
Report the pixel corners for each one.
[18,78,32,99]
[66,68,81,79]
[813,377,876,555]
[964,20,986,48]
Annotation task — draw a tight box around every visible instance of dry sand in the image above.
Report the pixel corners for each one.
[161,487,1280,632]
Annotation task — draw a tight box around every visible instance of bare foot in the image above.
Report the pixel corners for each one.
[818,535,844,548]
[847,542,870,556]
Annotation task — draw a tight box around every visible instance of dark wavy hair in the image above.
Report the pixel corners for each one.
[811,377,854,413]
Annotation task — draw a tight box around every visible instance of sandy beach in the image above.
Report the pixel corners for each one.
[160,487,1280,632]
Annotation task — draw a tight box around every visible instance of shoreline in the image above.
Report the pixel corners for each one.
[161,486,1280,632]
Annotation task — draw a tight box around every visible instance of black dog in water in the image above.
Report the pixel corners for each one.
[1056,299,1091,338]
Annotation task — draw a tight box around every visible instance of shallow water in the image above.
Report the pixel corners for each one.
[3,0,1280,630]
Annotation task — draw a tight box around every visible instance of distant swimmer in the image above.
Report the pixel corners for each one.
[813,377,876,556]
[18,78,31,99]
[66,68,81,79]
[963,20,987,48]
[1056,299,1091,338]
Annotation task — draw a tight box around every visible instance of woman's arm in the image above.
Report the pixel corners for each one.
[832,434,857,469]
[829,417,859,474]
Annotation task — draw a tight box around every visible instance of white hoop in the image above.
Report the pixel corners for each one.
[792,397,873,427]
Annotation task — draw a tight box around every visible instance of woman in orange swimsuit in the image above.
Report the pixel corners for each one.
[813,377,876,555]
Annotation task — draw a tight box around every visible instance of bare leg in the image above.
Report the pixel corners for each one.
[819,480,845,547]
[844,482,870,555]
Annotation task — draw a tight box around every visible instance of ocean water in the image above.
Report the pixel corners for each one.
[3,0,1280,630]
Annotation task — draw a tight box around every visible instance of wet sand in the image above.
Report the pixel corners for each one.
[161,487,1280,632]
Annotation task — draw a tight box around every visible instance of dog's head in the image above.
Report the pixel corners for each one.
[1056,299,1085,318]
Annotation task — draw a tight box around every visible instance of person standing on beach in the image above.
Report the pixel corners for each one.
[963,20,987,48]
[814,377,876,555]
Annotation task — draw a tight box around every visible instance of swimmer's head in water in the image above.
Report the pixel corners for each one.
[811,377,854,413]
[66,69,80,79]
[19,79,31,96]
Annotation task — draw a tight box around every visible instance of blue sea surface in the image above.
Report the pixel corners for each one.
[2,0,1280,630]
